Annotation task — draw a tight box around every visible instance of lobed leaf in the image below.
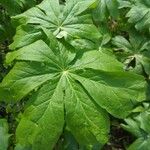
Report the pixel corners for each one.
[10,0,100,50]
[126,0,150,32]
[0,38,146,149]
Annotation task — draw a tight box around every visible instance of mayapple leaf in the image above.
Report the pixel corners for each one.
[92,0,119,22]
[10,0,101,50]
[0,37,146,149]
[112,31,150,75]
[126,0,150,32]
[123,108,150,150]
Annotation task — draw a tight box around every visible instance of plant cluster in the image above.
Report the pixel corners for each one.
[0,0,150,149]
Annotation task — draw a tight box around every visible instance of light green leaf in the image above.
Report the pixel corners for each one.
[123,108,150,150]
[9,26,59,50]
[0,119,10,150]
[128,138,150,150]
[11,0,100,50]
[9,25,44,50]
[0,61,59,102]
[15,144,31,150]
[65,78,110,145]
[71,69,145,118]
[126,0,150,32]
[16,79,64,149]
[112,36,132,51]
[0,39,146,148]
[118,0,132,9]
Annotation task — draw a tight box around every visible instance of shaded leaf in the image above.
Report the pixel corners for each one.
[0,119,10,150]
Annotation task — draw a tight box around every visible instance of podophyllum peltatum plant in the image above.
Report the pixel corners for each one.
[0,0,147,149]
[112,31,150,74]
[122,103,150,150]
[119,0,150,33]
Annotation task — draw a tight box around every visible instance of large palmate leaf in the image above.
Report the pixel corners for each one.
[10,0,100,50]
[0,32,146,149]
[112,31,150,75]
[123,105,150,150]
[92,0,119,22]
[0,119,10,150]
[124,0,150,32]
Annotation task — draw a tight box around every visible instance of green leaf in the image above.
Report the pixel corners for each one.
[71,69,145,118]
[9,25,58,50]
[11,0,100,50]
[93,0,119,22]
[128,138,150,150]
[64,78,110,145]
[9,25,44,50]
[0,119,10,150]
[0,0,36,16]
[126,0,150,32]
[118,0,132,9]
[16,79,64,149]
[123,108,150,150]
[112,31,150,75]
[15,144,31,150]
[0,38,146,148]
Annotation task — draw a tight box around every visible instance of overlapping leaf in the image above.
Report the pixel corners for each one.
[121,0,150,32]
[0,31,146,148]
[123,105,150,150]
[112,31,150,75]
[10,0,100,50]
[92,0,119,22]
[0,0,150,149]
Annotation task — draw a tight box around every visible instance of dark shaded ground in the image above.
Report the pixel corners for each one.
[103,124,134,150]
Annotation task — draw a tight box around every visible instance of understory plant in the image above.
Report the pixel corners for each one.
[0,0,150,149]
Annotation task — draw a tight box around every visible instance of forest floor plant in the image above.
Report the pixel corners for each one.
[0,0,150,149]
